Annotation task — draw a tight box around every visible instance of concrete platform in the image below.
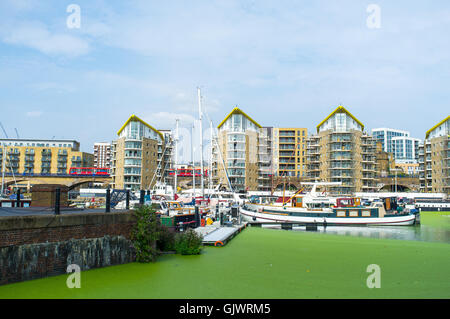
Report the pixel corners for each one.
[195,222,247,246]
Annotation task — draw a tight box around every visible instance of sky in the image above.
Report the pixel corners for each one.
[0,0,449,155]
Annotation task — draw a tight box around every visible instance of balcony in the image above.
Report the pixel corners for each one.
[279,138,295,144]
[279,131,295,137]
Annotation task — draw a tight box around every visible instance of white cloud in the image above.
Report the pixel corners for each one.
[146,112,196,130]
[25,111,42,117]
[2,22,89,57]
[30,82,76,93]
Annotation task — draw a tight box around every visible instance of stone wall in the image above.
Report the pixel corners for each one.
[0,212,137,285]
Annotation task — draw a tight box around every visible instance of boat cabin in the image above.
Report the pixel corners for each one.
[335,198,361,208]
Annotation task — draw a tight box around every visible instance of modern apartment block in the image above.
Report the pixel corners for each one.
[111,115,173,191]
[93,142,111,168]
[371,128,410,153]
[419,116,449,194]
[371,128,420,163]
[391,136,421,163]
[0,139,93,175]
[158,129,175,185]
[212,107,272,192]
[257,127,273,192]
[306,106,378,195]
[272,128,307,178]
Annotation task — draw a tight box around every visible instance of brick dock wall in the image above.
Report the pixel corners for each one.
[0,212,137,286]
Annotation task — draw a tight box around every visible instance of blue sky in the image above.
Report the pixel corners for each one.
[0,0,449,153]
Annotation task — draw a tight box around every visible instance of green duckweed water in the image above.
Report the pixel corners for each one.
[0,212,449,299]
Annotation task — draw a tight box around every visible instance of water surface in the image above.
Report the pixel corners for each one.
[264,211,450,244]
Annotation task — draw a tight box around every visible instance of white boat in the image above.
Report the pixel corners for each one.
[150,181,175,200]
[240,182,419,226]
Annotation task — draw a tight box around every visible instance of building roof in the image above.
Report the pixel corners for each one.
[0,138,79,143]
[425,115,450,139]
[316,105,364,133]
[117,114,164,141]
[217,106,262,129]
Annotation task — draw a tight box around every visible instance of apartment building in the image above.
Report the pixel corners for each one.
[371,128,409,153]
[93,142,111,168]
[419,115,449,194]
[258,127,273,192]
[0,139,93,175]
[272,128,307,178]
[306,106,378,195]
[372,128,420,163]
[392,136,421,164]
[212,107,272,192]
[111,115,173,191]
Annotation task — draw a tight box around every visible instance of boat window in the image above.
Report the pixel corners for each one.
[337,210,346,217]
[349,210,358,217]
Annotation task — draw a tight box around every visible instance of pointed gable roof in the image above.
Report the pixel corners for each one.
[117,114,164,141]
[316,105,364,133]
[217,106,262,129]
[425,115,450,139]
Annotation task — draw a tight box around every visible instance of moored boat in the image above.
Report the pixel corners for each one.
[241,183,419,226]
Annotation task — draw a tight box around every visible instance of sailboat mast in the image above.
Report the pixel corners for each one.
[174,119,179,195]
[209,120,213,193]
[197,87,205,198]
[1,145,5,197]
[191,123,196,198]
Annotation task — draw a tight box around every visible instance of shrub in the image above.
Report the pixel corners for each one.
[157,225,176,252]
[131,205,161,262]
[174,229,203,255]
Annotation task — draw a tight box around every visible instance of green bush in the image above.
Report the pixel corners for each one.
[157,225,176,252]
[174,229,203,255]
[131,205,161,262]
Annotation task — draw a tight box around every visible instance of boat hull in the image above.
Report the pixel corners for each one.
[240,207,417,226]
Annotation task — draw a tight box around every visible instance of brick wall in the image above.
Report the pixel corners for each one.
[0,212,136,247]
[0,212,137,285]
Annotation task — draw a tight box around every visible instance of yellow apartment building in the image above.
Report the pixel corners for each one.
[0,139,93,176]
[272,128,308,178]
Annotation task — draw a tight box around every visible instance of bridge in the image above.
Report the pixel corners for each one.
[2,174,112,191]
[271,176,303,191]
[269,176,420,193]
[377,176,420,192]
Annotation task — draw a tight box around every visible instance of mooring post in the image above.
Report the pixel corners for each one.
[126,190,130,210]
[215,204,219,220]
[105,187,111,212]
[54,188,60,215]
[220,212,224,226]
[195,206,200,227]
[139,189,145,206]
[16,188,21,207]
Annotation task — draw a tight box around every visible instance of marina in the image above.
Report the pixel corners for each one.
[0,1,449,304]
[0,211,448,299]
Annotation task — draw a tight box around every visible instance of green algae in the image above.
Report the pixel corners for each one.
[0,212,449,299]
